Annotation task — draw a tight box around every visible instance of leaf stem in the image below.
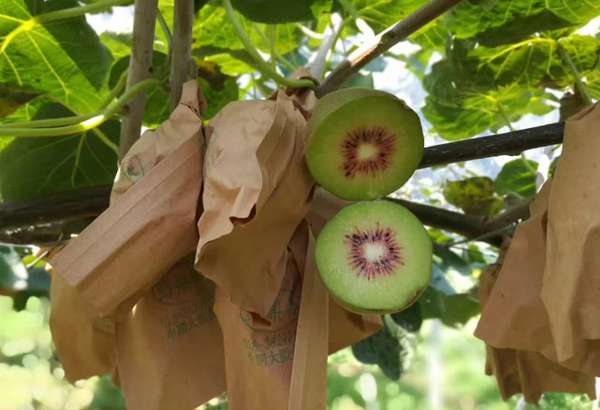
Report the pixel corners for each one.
[34,0,134,24]
[221,0,316,89]
[0,79,160,137]
[0,71,129,129]
[156,8,172,52]
[557,41,593,106]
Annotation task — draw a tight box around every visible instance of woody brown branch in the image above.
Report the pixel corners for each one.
[315,0,464,97]
[118,0,158,159]
[0,123,562,245]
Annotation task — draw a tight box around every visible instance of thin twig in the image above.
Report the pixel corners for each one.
[119,0,159,159]
[316,0,463,97]
[169,0,195,109]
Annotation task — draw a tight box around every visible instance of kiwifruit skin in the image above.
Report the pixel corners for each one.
[315,200,432,314]
[308,88,396,137]
[306,87,423,201]
[330,285,427,315]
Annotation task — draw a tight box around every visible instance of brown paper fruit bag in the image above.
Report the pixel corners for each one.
[50,82,205,319]
[115,255,225,410]
[476,184,596,403]
[542,104,600,369]
[214,218,378,410]
[49,268,116,382]
[213,245,303,410]
[50,82,205,381]
[195,90,314,316]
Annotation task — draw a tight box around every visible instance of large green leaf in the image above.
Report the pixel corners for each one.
[193,5,301,55]
[231,0,316,23]
[0,103,119,202]
[338,0,427,32]
[444,0,600,46]
[0,0,113,114]
[471,34,600,89]
[422,39,558,140]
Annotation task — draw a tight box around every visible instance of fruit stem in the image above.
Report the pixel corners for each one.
[0,79,160,138]
[221,0,316,89]
[557,41,593,107]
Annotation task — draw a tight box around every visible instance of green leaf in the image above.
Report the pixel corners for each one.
[339,0,427,33]
[470,34,600,89]
[434,244,472,276]
[443,176,503,216]
[231,0,316,23]
[198,75,239,119]
[444,0,600,46]
[351,325,406,380]
[0,103,119,202]
[585,69,600,100]
[204,52,256,76]
[0,0,112,114]
[390,303,422,332]
[100,32,132,61]
[310,0,334,18]
[194,4,301,55]
[421,40,557,140]
[495,158,538,198]
[419,287,480,327]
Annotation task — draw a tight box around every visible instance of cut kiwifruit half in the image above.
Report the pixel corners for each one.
[306,88,424,201]
[315,200,432,314]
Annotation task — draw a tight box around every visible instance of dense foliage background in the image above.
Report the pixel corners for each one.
[0,0,599,408]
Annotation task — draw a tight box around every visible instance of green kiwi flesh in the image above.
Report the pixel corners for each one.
[306,88,424,201]
[315,200,432,314]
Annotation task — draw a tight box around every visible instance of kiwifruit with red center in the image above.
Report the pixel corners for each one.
[306,88,424,201]
[315,200,432,314]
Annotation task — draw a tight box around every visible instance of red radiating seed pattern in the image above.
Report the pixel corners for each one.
[341,126,396,178]
[344,224,404,281]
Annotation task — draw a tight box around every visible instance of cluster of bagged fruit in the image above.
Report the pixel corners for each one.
[306,88,433,314]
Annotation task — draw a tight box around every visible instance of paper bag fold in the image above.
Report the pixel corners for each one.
[543,104,600,364]
[116,255,225,410]
[476,183,596,402]
[50,82,205,318]
[196,91,314,316]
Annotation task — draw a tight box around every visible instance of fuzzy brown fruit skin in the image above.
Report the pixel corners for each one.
[306,87,424,201]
